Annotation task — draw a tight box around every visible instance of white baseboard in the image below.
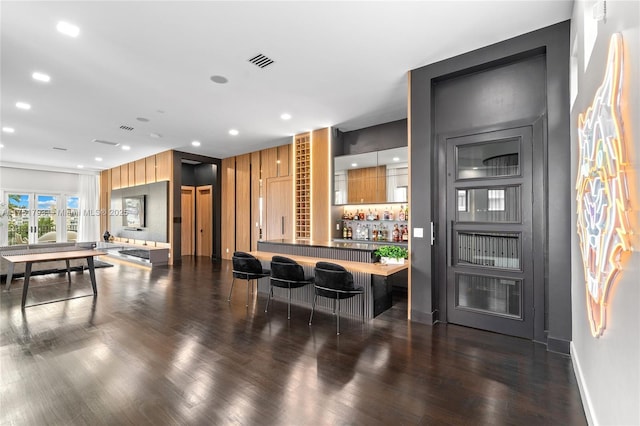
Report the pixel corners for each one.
[571,341,597,426]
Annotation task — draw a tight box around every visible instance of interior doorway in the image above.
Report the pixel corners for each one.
[443,127,535,339]
[196,185,213,257]
[265,176,293,240]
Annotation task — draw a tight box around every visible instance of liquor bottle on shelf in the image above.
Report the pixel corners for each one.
[372,225,379,241]
[347,225,353,239]
[399,205,405,221]
[402,225,409,242]
[388,207,394,220]
[392,224,400,242]
[405,205,409,221]
[343,223,348,239]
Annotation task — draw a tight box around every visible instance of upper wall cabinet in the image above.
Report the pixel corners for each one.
[334,147,408,205]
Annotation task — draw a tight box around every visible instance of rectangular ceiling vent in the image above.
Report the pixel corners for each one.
[119,125,134,131]
[248,53,275,69]
[92,139,120,146]
[53,147,67,151]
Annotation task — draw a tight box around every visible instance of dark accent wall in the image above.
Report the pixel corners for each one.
[110,181,168,242]
[409,21,571,352]
[336,119,407,156]
[173,151,222,261]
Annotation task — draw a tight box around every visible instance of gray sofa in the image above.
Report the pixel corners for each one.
[0,242,95,284]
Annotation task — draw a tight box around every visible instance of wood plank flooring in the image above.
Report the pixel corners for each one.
[0,257,586,425]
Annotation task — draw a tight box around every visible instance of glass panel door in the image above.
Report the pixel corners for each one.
[446,127,534,338]
[66,196,79,242]
[7,194,30,245]
[35,195,58,243]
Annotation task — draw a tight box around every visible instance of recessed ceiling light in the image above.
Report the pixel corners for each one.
[229,129,239,136]
[2,127,15,133]
[32,72,51,82]
[122,145,131,151]
[149,132,162,139]
[393,157,400,162]
[351,163,358,167]
[95,157,103,162]
[210,75,228,84]
[16,102,31,110]
[191,140,201,147]
[280,113,292,120]
[57,21,79,37]
[136,117,149,122]
[77,165,84,169]
[0,144,4,148]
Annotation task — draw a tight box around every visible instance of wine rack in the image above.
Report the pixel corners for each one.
[295,133,311,239]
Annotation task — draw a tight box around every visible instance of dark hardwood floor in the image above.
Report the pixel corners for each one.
[1,257,586,425]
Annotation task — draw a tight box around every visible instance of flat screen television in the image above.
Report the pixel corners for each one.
[123,195,145,228]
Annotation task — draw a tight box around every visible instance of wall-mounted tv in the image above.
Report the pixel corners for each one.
[123,195,145,228]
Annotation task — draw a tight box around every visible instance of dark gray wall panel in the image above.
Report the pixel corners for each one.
[409,21,571,351]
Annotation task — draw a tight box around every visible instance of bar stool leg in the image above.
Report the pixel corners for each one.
[309,293,318,325]
[228,277,236,302]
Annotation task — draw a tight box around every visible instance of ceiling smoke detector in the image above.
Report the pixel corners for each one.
[248,54,275,69]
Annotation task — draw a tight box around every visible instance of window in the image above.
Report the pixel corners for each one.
[487,189,505,211]
[457,190,467,212]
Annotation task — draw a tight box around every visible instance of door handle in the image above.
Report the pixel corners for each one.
[281,216,285,235]
[449,220,454,267]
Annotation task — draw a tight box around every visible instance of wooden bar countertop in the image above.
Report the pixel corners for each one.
[250,251,408,277]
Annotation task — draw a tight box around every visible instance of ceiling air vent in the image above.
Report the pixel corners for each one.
[53,147,67,151]
[92,139,120,147]
[248,53,275,69]
[119,125,134,131]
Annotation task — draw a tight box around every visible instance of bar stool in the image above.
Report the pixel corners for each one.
[266,256,314,319]
[228,252,270,307]
[309,261,365,335]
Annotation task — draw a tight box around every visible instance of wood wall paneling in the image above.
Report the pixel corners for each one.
[235,154,251,253]
[135,159,146,186]
[111,166,121,190]
[250,151,261,251]
[128,162,136,187]
[277,143,290,177]
[120,164,129,189]
[155,151,172,181]
[263,146,278,179]
[221,157,236,260]
[100,170,111,234]
[145,156,156,183]
[311,128,330,242]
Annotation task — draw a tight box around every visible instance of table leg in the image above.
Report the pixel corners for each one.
[87,256,98,295]
[21,262,32,309]
[65,260,72,284]
[6,262,15,291]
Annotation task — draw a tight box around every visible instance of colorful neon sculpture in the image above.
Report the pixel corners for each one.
[576,33,632,337]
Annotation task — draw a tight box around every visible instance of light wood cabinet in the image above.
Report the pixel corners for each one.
[347,166,387,203]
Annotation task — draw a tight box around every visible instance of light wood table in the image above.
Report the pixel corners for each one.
[251,251,409,317]
[1,249,105,308]
[251,251,408,276]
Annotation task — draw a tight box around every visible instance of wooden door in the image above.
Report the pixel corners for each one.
[181,186,195,256]
[196,185,213,257]
[265,176,293,240]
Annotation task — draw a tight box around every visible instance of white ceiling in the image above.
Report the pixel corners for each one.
[0,1,573,173]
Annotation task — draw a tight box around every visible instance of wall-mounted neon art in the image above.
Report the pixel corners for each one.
[576,33,633,337]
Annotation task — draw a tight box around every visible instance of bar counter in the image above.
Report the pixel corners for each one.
[256,239,408,318]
